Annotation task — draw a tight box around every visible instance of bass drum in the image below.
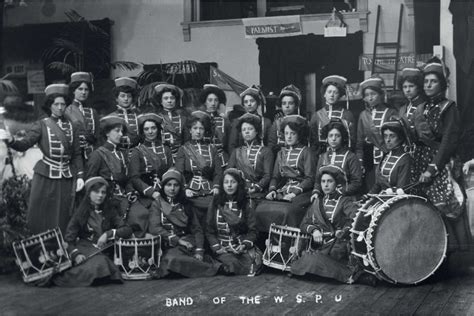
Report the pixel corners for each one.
[351,194,447,284]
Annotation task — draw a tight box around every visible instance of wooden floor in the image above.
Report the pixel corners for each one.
[1,252,474,316]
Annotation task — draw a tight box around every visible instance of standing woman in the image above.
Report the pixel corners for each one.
[200,84,231,168]
[414,59,471,250]
[228,113,274,200]
[53,177,133,287]
[154,83,187,162]
[311,118,362,201]
[175,111,222,226]
[268,84,302,154]
[86,115,129,217]
[228,87,271,152]
[65,72,100,161]
[0,84,84,234]
[255,115,314,232]
[309,75,355,155]
[127,113,172,237]
[356,77,397,190]
[148,168,221,278]
[206,168,262,276]
[110,77,141,154]
[398,68,426,154]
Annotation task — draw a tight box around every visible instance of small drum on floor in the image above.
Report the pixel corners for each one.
[263,224,311,271]
[12,227,72,283]
[351,194,447,284]
[114,236,162,280]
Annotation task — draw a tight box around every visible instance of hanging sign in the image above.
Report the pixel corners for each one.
[324,9,347,37]
[242,15,302,39]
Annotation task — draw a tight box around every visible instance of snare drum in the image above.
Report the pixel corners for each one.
[263,224,311,271]
[351,194,447,284]
[114,236,162,280]
[12,228,72,283]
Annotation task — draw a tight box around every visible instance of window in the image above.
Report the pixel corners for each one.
[200,0,258,21]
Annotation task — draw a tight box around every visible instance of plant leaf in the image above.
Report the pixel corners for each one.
[46,62,77,74]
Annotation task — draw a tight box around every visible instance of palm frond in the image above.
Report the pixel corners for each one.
[0,80,19,95]
[109,61,142,71]
[51,38,82,54]
[46,62,77,75]
[64,10,109,37]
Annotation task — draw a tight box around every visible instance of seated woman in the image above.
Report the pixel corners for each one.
[86,115,130,217]
[227,112,274,200]
[175,111,222,226]
[368,118,413,194]
[255,115,314,232]
[206,168,262,276]
[53,177,133,287]
[148,168,221,278]
[127,113,172,237]
[200,84,231,168]
[290,166,359,284]
[268,84,302,155]
[311,118,362,201]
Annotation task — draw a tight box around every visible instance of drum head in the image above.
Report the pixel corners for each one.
[372,197,447,284]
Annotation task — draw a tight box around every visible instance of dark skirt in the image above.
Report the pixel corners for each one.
[290,239,353,283]
[27,174,74,234]
[214,247,262,275]
[126,199,152,238]
[255,192,312,232]
[189,195,214,228]
[53,240,122,287]
[159,247,221,278]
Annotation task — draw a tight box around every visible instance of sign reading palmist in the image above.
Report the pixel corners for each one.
[243,15,302,39]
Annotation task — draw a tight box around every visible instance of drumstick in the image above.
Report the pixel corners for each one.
[76,242,114,265]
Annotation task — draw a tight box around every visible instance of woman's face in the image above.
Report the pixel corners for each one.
[161,91,176,110]
[205,93,219,113]
[164,179,180,199]
[324,84,341,105]
[284,125,299,146]
[107,126,123,145]
[190,121,205,140]
[402,80,419,100]
[74,82,90,102]
[281,96,297,115]
[424,74,442,97]
[363,88,383,107]
[321,174,336,195]
[241,122,257,142]
[89,184,107,206]
[50,97,67,118]
[243,95,258,113]
[116,91,133,108]
[383,129,402,151]
[223,174,238,196]
[327,128,342,150]
[143,121,158,141]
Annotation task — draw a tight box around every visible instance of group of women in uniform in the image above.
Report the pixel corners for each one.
[1,56,472,287]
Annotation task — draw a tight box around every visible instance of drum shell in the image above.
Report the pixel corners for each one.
[114,236,162,280]
[12,227,72,283]
[263,224,311,271]
[350,195,447,284]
